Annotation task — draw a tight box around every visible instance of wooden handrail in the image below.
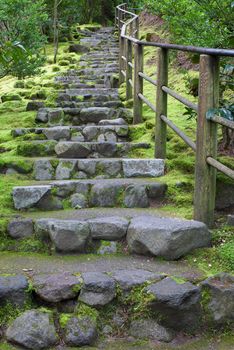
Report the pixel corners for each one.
[116,3,234,227]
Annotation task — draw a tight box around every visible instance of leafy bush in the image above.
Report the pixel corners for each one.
[140,0,233,48]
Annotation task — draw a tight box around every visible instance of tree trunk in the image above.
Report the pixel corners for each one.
[53,0,59,64]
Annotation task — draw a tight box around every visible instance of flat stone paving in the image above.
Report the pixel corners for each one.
[0,252,204,282]
[23,207,172,221]
[1,336,234,350]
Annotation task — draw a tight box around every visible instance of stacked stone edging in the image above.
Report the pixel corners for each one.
[0,271,233,349]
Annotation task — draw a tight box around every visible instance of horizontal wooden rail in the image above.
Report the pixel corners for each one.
[160,115,196,151]
[120,34,234,57]
[207,114,234,130]
[162,86,198,111]
[138,72,157,87]
[121,70,126,78]
[207,157,234,179]
[138,93,157,112]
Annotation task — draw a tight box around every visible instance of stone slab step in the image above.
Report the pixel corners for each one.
[16,140,149,158]
[7,215,210,259]
[54,141,149,158]
[12,178,167,211]
[12,124,129,142]
[57,100,124,109]
[35,107,131,125]
[64,87,119,96]
[33,158,164,180]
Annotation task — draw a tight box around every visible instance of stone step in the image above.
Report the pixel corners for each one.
[7,214,210,259]
[58,89,119,102]
[16,140,149,158]
[12,124,129,142]
[33,158,164,180]
[35,107,131,125]
[54,141,149,158]
[57,100,123,109]
[12,178,167,211]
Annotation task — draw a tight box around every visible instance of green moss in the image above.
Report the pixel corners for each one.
[170,276,188,284]
[72,280,83,294]
[22,133,46,141]
[59,313,72,328]
[58,59,70,66]
[14,81,25,89]
[0,234,49,254]
[50,159,59,168]
[0,303,23,326]
[52,65,61,72]
[1,93,22,102]
[75,303,99,321]
[62,198,71,209]
[29,88,47,100]
[118,283,155,320]
[16,141,56,157]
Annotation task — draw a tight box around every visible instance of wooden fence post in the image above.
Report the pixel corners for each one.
[133,43,143,124]
[126,39,133,100]
[118,9,121,37]
[155,48,168,158]
[194,54,219,227]
[135,17,139,39]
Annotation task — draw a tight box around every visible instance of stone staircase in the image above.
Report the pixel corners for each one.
[9,27,211,257]
[2,26,233,350]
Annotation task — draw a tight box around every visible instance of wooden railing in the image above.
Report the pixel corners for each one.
[116,3,234,227]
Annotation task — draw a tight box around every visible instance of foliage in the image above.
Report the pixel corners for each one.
[0,42,26,78]
[0,0,48,78]
[140,0,233,48]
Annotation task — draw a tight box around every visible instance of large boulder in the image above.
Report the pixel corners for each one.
[129,319,174,342]
[127,216,211,260]
[147,277,201,331]
[79,272,116,307]
[8,219,34,239]
[32,272,83,303]
[201,273,234,325]
[0,275,29,307]
[48,220,90,253]
[63,316,97,347]
[88,216,129,240]
[6,310,58,349]
[12,185,51,210]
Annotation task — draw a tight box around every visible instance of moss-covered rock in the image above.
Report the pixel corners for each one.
[1,93,22,103]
